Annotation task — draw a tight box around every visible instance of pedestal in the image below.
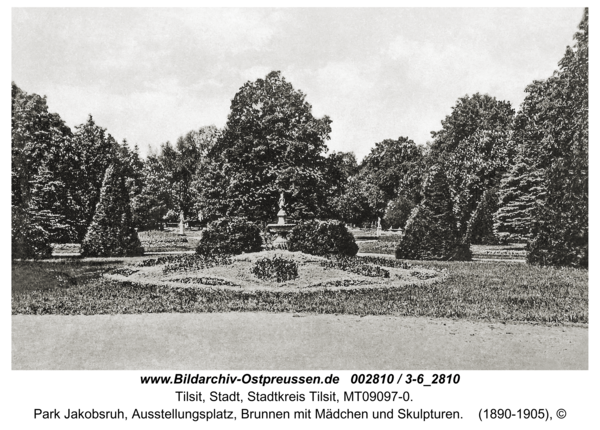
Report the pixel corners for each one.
[267,208,294,248]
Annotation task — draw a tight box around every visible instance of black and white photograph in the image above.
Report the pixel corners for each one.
[8,6,594,426]
[10,6,589,371]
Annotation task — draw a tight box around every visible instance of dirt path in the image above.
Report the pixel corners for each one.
[12,313,587,370]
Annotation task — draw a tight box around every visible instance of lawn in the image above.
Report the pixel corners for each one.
[358,238,528,261]
[137,229,201,252]
[358,238,399,255]
[111,250,442,291]
[12,259,121,293]
[12,252,587,324]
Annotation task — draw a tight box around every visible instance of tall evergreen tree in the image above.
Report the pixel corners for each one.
[464,188,500,245]
[81,163,143,257]
[494,160,545,243]
[395,165,470,261]
[117,140,147,229]
[528,8,588,267]
[493,78,550,243]
[12,205,52,259]
[27,164,78,243]
[70,115,120,241]
[11,83,72,208]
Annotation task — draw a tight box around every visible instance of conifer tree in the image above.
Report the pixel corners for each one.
[464,188,500,245]
[493,160,545,242]
[12,205,52,259]
[81,163,143,257]
[528,9,588,267]
[27,164,77,243]
[70,115,120,241]
[395,165,470,261]
[117,140,147,229]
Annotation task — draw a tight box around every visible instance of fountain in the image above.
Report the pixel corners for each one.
[267,192,296,248]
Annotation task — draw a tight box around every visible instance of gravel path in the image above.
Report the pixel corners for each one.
[12,313,587,370]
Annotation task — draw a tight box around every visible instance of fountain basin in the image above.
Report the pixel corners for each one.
[267,223,295,246]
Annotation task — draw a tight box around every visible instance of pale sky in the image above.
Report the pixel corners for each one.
[12,7,585,161]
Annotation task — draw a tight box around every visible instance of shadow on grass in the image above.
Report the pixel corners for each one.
[12,260,120,294]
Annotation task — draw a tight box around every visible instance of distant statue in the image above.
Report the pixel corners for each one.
[279,192,285,210]
[179,211,185,235]
[377,217,381,229]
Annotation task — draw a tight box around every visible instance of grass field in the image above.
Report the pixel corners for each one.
[12,252,587,324]
[137,230,201,252]
[358,240,398,255]
[112,251,442,290]
[12,260,121,293]
[358,239,528,261]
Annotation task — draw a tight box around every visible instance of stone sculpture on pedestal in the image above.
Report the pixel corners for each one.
[267,192,295,248]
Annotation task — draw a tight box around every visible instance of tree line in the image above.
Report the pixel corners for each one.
[12,9,587,267]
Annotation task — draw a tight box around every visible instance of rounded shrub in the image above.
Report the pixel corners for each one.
[287,219,358,257]
[196,217,262,256]
[251,255,299,283]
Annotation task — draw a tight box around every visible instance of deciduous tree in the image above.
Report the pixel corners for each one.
[11,83,74,255]
[428,94,515,242]
[202,71,332,222]
[360,137,424,204]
